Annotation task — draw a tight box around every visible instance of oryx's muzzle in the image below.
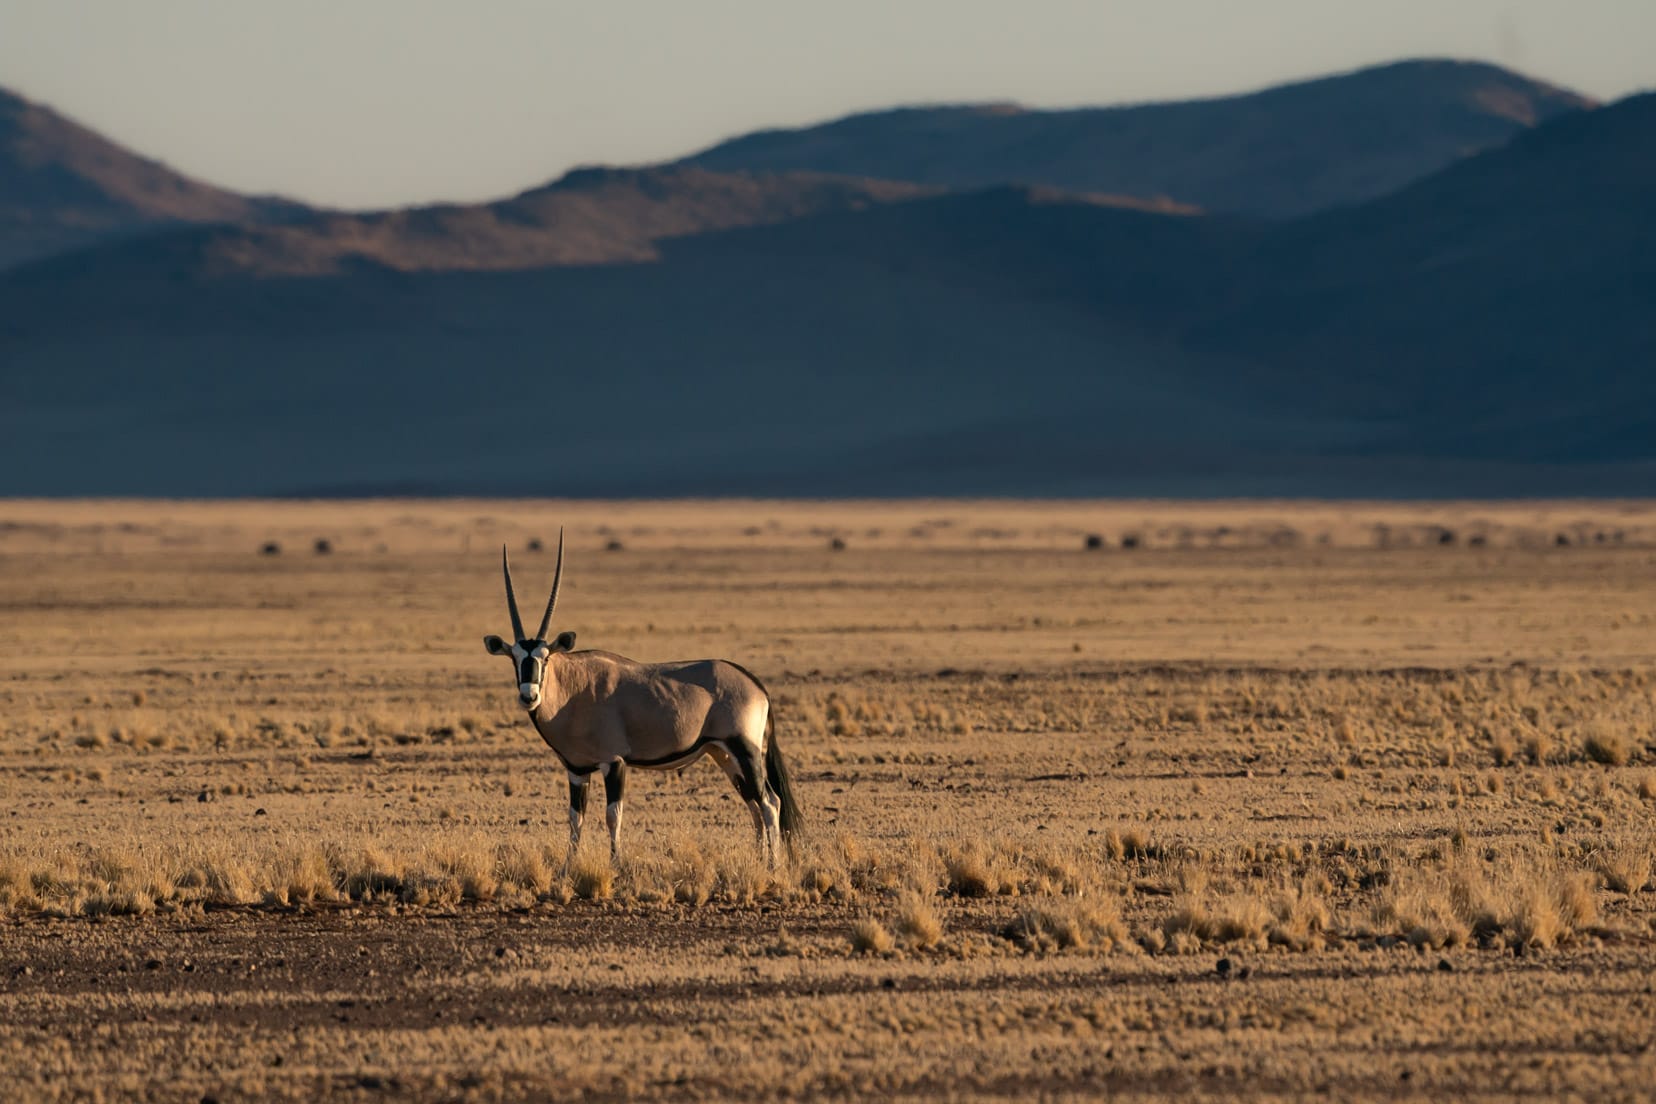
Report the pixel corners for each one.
[516,642,549,707]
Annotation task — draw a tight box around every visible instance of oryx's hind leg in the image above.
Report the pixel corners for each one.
[561,771,588,878]
[708,744,766,843]
[602,760,627,865]
[725,739,782,868]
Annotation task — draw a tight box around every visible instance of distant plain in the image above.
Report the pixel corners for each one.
[2,499,1654,1101]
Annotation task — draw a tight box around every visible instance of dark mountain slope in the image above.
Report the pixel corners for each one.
[0,86,309,269]
[1197,91,1656,461]
[683,60,1594,218]
[0,184,1296,496]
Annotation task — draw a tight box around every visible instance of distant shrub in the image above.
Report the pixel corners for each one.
[1584,728,1630,767]
[850,917,893,954]
[893,892,943,949]
[942,840,1013,898]
[1004,898,1127,952]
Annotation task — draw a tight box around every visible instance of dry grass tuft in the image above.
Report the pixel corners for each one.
[264,844,338,907]
[850,917,895,955]
[568,851,616,901]
[641,832,718,906]
[713,845,779,905]
[1004,897,1128,953]
[1020,845,1087,896]
[497,841,555,897]
[1595,836,1654,894]
[0,858,40,912]
[1103,828,1159,862]
[427,841,500,903]
[1373,855,1480,950]
[1376,846,1608,952]
[1583,726,1631,766]
[893,891,944,949]
[795,856,854,902]
[942,839,1013,898]
[1509,871,1599,951]
[1162,891,1274,952]
[192,854,261,907]
[1268,879,1332,950]
[337,844,407,902]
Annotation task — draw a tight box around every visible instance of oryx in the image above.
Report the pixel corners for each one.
[484,531,800,870]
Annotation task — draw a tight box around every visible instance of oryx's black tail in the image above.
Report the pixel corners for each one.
[764,707,802,842]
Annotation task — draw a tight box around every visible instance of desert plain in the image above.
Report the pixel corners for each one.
[1,499,1655,1101]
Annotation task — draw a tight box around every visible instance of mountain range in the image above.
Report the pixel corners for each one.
[0,59,1649,497]
[0,87,310,271]
[684,60,1592,218]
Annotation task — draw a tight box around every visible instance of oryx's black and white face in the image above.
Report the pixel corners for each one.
[484,531,574,712]
[484,631,577,710]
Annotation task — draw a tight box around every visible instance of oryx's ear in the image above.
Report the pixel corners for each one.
[551,631,577,653]
[483,634,510,655]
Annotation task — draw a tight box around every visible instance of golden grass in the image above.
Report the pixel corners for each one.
[0,823,1639,971]
[4,499,1656,1100]
[1371,847,1611,952]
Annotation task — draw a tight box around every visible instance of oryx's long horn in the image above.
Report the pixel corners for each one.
[502,545,527,642]
[535,527,565,641]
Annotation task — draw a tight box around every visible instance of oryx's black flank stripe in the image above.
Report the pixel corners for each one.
[551,736,720,775]
[547,746,596,775]
[622,735,721,770]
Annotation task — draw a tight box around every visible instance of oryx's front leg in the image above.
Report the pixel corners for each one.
[603,760,627,864]
[561,771,588,877]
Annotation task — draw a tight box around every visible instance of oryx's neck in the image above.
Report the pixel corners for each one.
[529,652,589,728]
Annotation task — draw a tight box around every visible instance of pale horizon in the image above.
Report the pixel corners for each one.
[5,0,1654,210]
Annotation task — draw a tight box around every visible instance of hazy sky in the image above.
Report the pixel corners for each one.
[5,0,1653,209]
